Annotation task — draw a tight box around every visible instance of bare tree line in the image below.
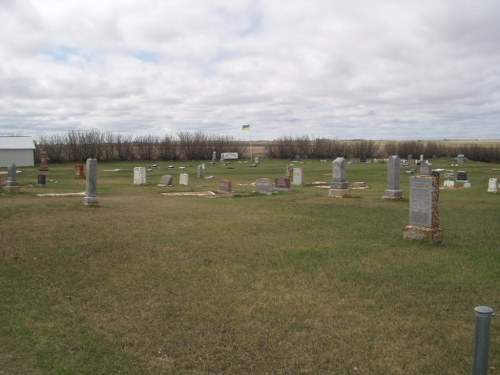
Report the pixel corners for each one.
[265,136,500,162]
[35,131,500,162]
[36,130,246,162]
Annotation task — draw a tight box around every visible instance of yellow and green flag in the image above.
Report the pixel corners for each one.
[242,124,251,131]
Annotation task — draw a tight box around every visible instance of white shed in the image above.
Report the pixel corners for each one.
[0,136,36,167]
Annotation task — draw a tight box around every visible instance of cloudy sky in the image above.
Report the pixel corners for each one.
[1,0,499,140]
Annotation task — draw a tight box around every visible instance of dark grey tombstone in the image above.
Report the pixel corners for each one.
[159,175,174,186]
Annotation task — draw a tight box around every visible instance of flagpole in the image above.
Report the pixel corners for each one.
[249,127,252,163]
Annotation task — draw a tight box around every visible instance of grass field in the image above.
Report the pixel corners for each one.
[1,158,499,374]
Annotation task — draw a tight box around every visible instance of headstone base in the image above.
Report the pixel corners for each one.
[4,184,20,193]
[331,182,349,189]
[382,189,403,199]
[328,188,352,198]
[403,225,443,244]
[84,196,100,205]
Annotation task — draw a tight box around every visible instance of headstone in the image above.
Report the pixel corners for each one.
[456,171,468,182]
[211,151,217,164]
[420,154,424,162]
[285,164,292,177]
[133,167,147,185]
[220,152,238,161]
[84,158,99,205]
[179,173,189,185]
[292,168,304,186]
[360,156,367,163]
[197,165,204,178]
[275,177,291,192]
[407,155,413,166]
[403,175,443,243]
[159,175,174,186]
[419,161,432,176]
[487,178,498,193]
[329,157,351,198]
[444,170,455,179]
[463,182,472,189]
[255,178,274,195]
[254,156,260,164]
[443,179,455,188]
[383,155,403,199]
[219,179,232,193]
[37,174,46,187]
[75,164,85,179]
[457,154,465,164]
[4,162,20,192]
[39,150,49,172]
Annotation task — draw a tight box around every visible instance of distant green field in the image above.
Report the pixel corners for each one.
[1,158,499,374]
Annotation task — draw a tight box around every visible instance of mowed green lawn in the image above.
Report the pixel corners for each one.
[1,158,499,374]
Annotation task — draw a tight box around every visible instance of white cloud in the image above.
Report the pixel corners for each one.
[1,0,499,140]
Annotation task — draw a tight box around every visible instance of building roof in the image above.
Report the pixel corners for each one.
[0,136,36,150]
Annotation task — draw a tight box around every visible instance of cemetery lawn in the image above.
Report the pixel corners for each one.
[1,158,499,374]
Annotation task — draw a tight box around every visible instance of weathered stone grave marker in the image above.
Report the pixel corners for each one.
[329,157,351,198]
[419,161,432,176]
[84,158,99,205]
[275,177,291,192]
[403,174,442,243]
[255,178,274,195]
[219,179,232,193]
[134,167,147,185]
[197,165,204,178]
[159,175,174,186]
[383,155,403,199]
[39,150,49,172]
[487,178,498,193]
[75,163,85,179]
[292,167,304,186]
[4,162,20,192]
[179,173,189,185]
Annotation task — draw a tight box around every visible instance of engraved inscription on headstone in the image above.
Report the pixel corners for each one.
[275,177,291,192]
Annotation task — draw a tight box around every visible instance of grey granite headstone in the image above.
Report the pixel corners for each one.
[404,175,442,243]
[197,165,204,178]
[383,155,403,199]
[37,174,46,186]
[419,161,432,176]
[159,175,174,186]
[212,151,217,163]
[5,162,20,192]
[84,158,99,205]
[331,157,349,189]
[255,178,274,195]
[457,154,465,164]
[329,157,351,197]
